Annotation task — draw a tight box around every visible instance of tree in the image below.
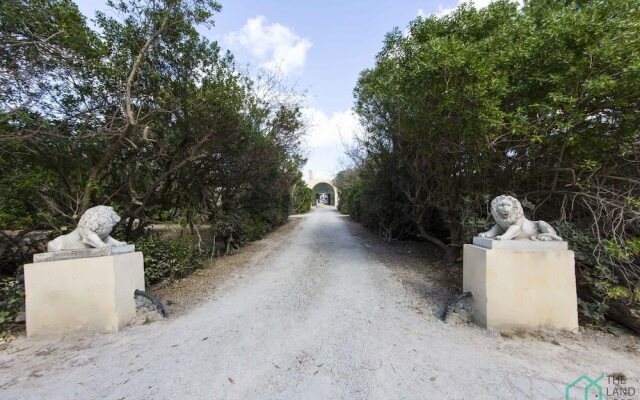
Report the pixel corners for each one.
[351,0,640,324]
[0,0,307,274]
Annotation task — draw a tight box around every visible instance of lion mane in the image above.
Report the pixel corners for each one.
[77,205,121,239]
[491,195,524,230]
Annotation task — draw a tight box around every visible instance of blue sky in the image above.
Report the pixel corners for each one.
[74,0,490,180]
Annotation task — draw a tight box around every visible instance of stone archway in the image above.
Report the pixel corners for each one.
[307,179,339,207]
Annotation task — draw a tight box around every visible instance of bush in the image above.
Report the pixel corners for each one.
[135,235,203,285]
[292,185,313,214]
[556,222,640,329]
[0,231,51,277]
[0,277,24,336]
[349,0,639,328]
[238,216,272,243]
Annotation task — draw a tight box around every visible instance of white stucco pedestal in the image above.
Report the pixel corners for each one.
[463,237,578,331]
[24,247,145,336]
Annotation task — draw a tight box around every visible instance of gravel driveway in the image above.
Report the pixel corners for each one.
[1,207,638,399]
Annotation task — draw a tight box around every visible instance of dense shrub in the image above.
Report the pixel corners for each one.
[335,169,361,219]
[555,222,640,329]
[135,235,203,285]
[347,0,640,327]
[0,0,305,277]
[0,231,50,276]
[292,184,313,214]
[335,166,416,241]
[0,277,24,336]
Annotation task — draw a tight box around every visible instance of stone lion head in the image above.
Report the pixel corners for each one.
[490,195,524,229]
[78,205,121,239]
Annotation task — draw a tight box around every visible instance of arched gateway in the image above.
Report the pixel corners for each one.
[306,179,339,207]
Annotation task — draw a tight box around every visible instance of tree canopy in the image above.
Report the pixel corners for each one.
[341,0,640,326]
[0,0,307,238]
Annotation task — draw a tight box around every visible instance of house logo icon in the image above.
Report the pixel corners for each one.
[565,375,604,400]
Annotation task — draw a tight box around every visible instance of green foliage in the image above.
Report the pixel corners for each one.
[604,238,640,262]
[0,277,24,335]
[460,204,492,244]
[135,235,203,285]
[554,222,598,262]
[335,166,414,241]
[350,0,640,325]
[237,217,272,243]
[0,142,63,229]
[578,298,607,325]
[337,185,363,221]
[292,184,313,214]
[335,169,364,220]
[545,218,640,327]
[0,0,306,276]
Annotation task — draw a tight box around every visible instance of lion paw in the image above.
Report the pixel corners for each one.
[535,235,553,241]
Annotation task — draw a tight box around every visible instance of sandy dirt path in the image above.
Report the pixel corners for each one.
[1,207,638,399]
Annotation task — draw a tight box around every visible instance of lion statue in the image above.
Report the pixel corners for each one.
[47,205,128,252]
[477,195,562,241]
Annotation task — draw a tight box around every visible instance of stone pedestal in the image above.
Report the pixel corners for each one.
[24,248,144,336]
[463,238,578,331]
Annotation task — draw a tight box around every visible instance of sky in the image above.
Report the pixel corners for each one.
[74,0,498,181]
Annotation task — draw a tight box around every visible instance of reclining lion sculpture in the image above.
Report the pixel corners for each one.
[47,205,128,252]
[478,195,562,241]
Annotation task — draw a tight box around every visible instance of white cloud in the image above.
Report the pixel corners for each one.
[224,16,312,76]
[432,0,522,17]
[301,107,361,181]
[434,4,457,17]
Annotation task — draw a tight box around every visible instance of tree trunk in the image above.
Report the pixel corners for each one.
[446,222,463,265]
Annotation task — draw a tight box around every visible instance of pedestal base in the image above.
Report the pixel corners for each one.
[463,243,578,331]
[24,252,145,336]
